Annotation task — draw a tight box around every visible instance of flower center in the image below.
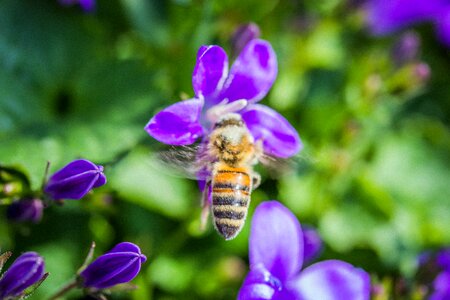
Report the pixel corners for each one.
[264,272,283,292]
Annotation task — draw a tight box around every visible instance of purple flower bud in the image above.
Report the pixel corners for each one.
[79,242,147,290]
[231,23,261,55]
[44,159,106,200]
[6,198,44,223]
[391,32,421,67]
[0,252,45,299]
[413,62,431,83]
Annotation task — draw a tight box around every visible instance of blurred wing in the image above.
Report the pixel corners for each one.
[147,144,211,180]
[258,152,313,178]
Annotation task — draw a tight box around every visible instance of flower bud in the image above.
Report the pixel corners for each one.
[7,199,44,223]
[79,242,147,290]
[391,32,420,67]
[0,252,45,299]
[231,23,261,55]
[44,159,106,200]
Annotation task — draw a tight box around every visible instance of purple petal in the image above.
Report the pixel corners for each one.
[288,260,371,300]
[241,104,302,158]
[435,9,450,47]
[78,0,96,11]
[109,242,144,258]
[232,23,261,56]
[238,265,278,300]
[430,271,450,300]
[0,252,45,298]
[80,242,146,289]
[437,249,450,271]
[250,201,303,282]
[366,0,446,35]
[93,167,107,188]
[144,99,205,145]
[302,225,323,264]
[220,39,277,104]
[44,159,106,200]
[192,46,229,102]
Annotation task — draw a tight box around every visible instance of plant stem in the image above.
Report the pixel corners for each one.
[48,279,78,300]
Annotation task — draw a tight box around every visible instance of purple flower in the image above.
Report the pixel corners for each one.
[44,159,106,200]
[0,252,45,299]
[430,271,450,300]
[6,198,44,223]
[238,201,370,300]
[437,249,450,271]
[59,0,96,12]
[145,39,302,158]
[428,248,450,300]
[79,242,147,290]
[366,0,450,47]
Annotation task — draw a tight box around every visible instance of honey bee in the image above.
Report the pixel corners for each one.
[202,113,261,240]
[153,107,266,240]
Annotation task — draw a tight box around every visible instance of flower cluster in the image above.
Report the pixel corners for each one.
[145,39,302,158]
[0,252,46,299]
[366,0,450,47]
[238,201,370,300]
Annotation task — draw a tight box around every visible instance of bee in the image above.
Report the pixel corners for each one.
[202,113,261,240]
[153,109,267,240]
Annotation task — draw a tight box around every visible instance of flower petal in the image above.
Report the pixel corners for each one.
[288,260,371,300]
[192,46,229,102]
[437,248,450,271]
[366,0,445,35]
[78,0,95,11]
[435,9,450,48]
[302,225,323,264]
[430,271,450,300]
[238,265,278,300]
[220,39,277,104]
[241,104,302,158]
[145,99,205,145]
[250,201,303,282]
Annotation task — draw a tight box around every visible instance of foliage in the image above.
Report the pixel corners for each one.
[0,0,449,299]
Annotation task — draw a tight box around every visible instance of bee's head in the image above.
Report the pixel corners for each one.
[213,113,245,129]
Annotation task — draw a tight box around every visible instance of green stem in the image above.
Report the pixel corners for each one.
[48,279,78,300]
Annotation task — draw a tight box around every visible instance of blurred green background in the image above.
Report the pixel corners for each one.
[1,0,449,299]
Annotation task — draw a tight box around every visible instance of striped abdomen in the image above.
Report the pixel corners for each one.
[211,164,251,240]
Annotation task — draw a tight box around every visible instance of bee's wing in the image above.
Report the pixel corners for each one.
[258,152,313,178]
[148,144,211,180]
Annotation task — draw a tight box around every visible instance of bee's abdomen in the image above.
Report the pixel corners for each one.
[212,168,251,240]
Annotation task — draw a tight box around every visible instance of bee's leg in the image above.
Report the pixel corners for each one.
[251,139,264,165]
[200,181,212,231]
[251,172,261,191]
